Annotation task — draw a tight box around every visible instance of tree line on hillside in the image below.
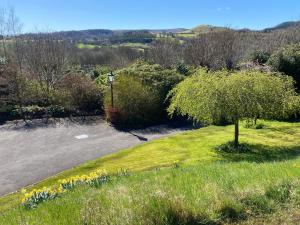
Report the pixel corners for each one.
[0,6,300,128]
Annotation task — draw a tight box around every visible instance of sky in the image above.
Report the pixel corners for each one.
[1,0,300,32]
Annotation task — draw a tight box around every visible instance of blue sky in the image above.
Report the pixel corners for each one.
[2,0,300,32]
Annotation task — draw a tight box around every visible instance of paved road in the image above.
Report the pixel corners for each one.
[0,117,191,196]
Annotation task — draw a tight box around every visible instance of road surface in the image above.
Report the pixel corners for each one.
[0,117,191,196]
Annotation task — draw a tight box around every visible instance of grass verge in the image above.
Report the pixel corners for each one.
[0,120,299,224]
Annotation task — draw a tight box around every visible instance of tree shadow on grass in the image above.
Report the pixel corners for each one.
[215,142,300,163]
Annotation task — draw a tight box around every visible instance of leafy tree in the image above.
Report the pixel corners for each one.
[168,69,299,147]
[268,44,300,90]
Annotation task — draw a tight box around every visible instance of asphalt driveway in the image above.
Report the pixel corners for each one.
[0,117,191,196]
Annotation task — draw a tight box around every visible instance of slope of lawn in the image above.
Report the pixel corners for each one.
[0,120,300,224]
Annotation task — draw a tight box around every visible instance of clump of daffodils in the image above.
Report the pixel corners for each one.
[21,186,65,209]
[22,169,109,209]
[59,169,109,189]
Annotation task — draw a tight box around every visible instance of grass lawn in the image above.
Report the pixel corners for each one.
[0,120,300,224]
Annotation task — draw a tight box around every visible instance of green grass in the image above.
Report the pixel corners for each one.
[176,32,198,38]
[0,120,300,224]
[76,43,97,49]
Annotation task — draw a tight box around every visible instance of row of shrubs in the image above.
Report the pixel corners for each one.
[3,43,299,127]
[2,61,192,127]
[11,105,68,119]
[2,72,104,121]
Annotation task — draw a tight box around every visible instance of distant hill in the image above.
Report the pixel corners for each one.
[190,25,229,34]
[53,29,113,41]
[28,28,188,45]
[263,21,300,32]
[147,28,188,34]
[21,20,300,45]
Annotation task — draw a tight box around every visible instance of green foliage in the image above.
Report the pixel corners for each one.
[24,80,63,107]
[93,65,111,85]
[104,75,161,127]
[242,194,274,215]
[244,120,265,129]
[168,69,299,145]
[47,105,67,118]
[168,69,298,124]
[11,105,68,119]
[248,50,270,64]
[11,105,46,119]
[22,188,59,210]
[176,62,195,76]
[241,181,295,216]
[268,44,300,90]
[105,61,186,127]
[265,181,294,203]
[60,74,104,113]
[118,61,186,102]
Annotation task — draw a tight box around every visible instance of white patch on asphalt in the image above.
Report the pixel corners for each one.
[75,134,89,139]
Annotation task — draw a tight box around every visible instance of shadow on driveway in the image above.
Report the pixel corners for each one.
[0,116,196,196]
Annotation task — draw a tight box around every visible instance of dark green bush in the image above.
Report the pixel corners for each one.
[268,44,300,90]
[11,105,46,119]
[118,61,185,101]
[176,62,196,76]
[104,75,161,128]
[248,50,270,64]
[47,105,68,118]
[116,61,186,124]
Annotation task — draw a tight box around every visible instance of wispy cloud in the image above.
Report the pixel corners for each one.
[217,6,231,12]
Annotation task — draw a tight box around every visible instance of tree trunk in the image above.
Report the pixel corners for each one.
[1,39,7,59]
[234,119,239,148]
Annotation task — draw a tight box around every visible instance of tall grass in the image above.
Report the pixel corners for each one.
[1,161,300,225]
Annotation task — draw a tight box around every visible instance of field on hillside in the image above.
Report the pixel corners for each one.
[0,120,300,224]
[77,42,149,49]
